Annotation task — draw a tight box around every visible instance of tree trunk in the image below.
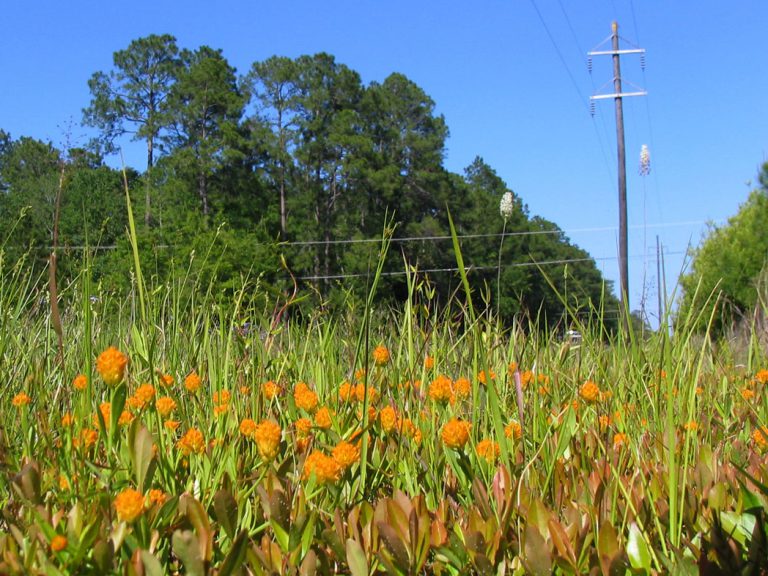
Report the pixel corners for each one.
[199,170,209,217]
[145,136,154,226]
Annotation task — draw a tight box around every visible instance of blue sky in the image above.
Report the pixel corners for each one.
[2,1,767,323]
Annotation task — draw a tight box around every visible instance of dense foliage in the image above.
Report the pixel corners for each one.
[0,262,767,574]
[679,162,768,334]
[0,34,618,327]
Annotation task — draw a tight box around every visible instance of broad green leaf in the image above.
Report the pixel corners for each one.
[213,489,238,540]
[523,524,551,576]
[626,523,651,572]
[139,550,164,576]
[110,382,128,442]
[173,529,205,576]
[129,421,156,492]
[346,538,368,576]
[218,531,248,576]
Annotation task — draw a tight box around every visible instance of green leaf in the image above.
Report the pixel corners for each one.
[129,421,156,492]
[179,493,213,563]
[172,530,205,576]
[739,478,764,513]
[346,538,369,576]
[92,539,114,574]
[218,531,248,576]
[377,522,409,573]
[626,523,651,573]
[139,550,164,576]
[110,382,128,442]
[12,461,41,504]
[213,489,238,540]
[523,524,551,576]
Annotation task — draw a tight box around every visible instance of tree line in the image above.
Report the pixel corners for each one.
[0,34,618,327]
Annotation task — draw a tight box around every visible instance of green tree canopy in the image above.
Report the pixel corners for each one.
[679,162,768,334]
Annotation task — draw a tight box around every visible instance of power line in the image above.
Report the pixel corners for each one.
[11,220,716,253]
[296,250,686,282]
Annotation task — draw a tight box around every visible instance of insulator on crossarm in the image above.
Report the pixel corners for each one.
[590,101,596,117]
[640,54,646,70]
[587,57,593,74]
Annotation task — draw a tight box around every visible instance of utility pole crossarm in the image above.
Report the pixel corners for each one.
[591,91,647,100]
[588,49,646,56]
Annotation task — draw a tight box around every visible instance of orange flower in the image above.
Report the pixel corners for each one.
[579,381,600,403]
[314,407,333,430]
[155,396,177,418]
[613,433,628,450]
[476,439,500,463]
[521,370,534,388]
[477,369,496,385]
[441,418,471,449]
[339,381,355,403]
[429,374,454,403]
[354,383,379,404]
[239,418,257,438]
[295,418,313,438]
[752,426,768,451]
[114,488,144,523]
[118,410,134,427]
[505,421,522,440]
[741,387,756,400]
[79,428,99,450]
[50,534,68,552]
[599,414,612,432]
[453,377,471,400]
[355,367,367,382]
[177,428,205,455]
[372,345,390,367]
[255,420,282,460]
[133,383,156,410]
[184,371,202,393]
[61,412,74,427]
[148,489,168,507]
[379,406,398,434]
[12,392,31,408]
[296,436,311,454]
[93,402,111,428]
[424,355,435,370]
[683,420,698,432]
[212,390,231,405]
[294,382,318,413]
[755,369,768,385]
[73,374,88,391]
[96,347,128,387]
[332,441,360,470]
[262,380,280,400]
[164,420,180,431]
[302,451,341,484]
[159,373,174,387]
[399,418,422,444]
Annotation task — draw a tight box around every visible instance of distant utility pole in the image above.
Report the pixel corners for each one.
[589,21,646,331]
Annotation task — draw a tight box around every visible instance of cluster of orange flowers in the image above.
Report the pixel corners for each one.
[294,382,319,413]
[579,381,601,404]
[177,428,205,456]
[372,345,390,367]
[96,347,129,387]
[428,374,470,404]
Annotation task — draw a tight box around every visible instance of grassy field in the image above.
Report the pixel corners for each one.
[1,234,768,575]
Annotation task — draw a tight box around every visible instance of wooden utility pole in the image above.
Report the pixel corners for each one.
[589,21,646,331]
